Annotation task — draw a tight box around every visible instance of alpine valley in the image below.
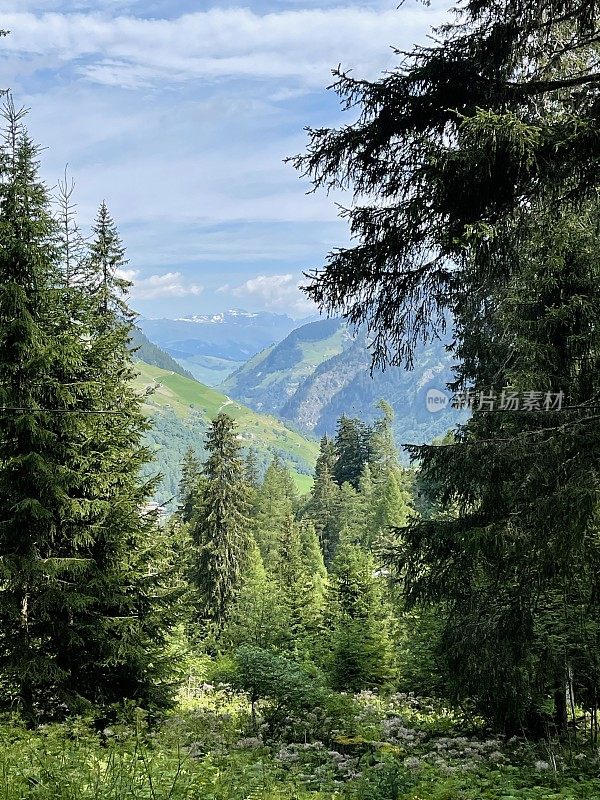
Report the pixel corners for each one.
[130,328,319,508]
[138,309,300,385]
[220,317,465,448]
[135,313,465,506]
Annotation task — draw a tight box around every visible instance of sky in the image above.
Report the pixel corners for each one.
[0,0,450,319]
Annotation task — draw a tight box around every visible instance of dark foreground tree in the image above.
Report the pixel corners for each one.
[0,101,176,720]
[292,0,600,733]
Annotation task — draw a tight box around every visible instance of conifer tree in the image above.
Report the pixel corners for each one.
[297,520,328,651]
[292,0,600,732]
[88,201,132,319]
[0,102,84,719]
[190,413,251,626]
[374,469,411,532]
[335,481,363,546]
[299,520,327,586]
[0,101,176,718]
[55,170,86,289]
[305,436,341,563]
[221,540,283,651]
[327,538,393,691]
[357,463,377,548]
[369,400,399,484]
[244,448,261,490]
[316,434,336,475]
[275,516,326,657]
[61,181,178,717]
[178,446,203,524]
[253,456,295,568]
[332,416,372,489]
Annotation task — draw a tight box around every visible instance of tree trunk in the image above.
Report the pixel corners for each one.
[554,682,568,736]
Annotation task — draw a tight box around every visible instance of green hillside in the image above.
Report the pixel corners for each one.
[133,362,317,506]
[129,327,197,381]
[222,317,349,413]
[222,318,467,454]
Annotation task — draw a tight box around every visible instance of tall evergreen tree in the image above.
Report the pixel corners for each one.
[0,101,176,719]
[178,446,203,524]
[304,437,341,563]
[55,170,86,289]
[88,201,131,319]
[274,516,326,657]
[335,481,363,547]
[190,413,251,626]
[374,469,411,533]
[0,102,83,719]
[327,537,393,691]
[244,448,261,490]
[292,0,600,733]
[221,540,284,651]
[369,400,399,484]
[299,520,327,586]
[296,519,328,655]
[332,416,372,489]
[357,463,377,548]
[253,456,296,568]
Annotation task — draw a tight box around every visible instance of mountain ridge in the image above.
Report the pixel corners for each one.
[138,309,301,384]
[222,318,465,452]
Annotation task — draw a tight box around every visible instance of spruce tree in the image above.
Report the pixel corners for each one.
[305,435,341,563]
[253,456,295,568]
[190,413,251,626]
[374,469,411,532]
[335,481,363,546]
[327,538,393,691]
[178,446,203,524]
[332,416,372,489]
[299,520,327,587]
[71,195,177,716]
[0,103,84,719]
[292,0,600,733]
[298,520,328,652]
[369,400,399,484]
[244,448,261,490]
[88,201,132,319]
[0,101,176,719]
[55,170,86,289]
[274,516,326,657]
[221,540,284,651]
[357,463,377,548]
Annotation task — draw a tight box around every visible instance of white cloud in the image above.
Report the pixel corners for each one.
[0,2,451,316]
[1,5,442,88]
[225,272,316,316]
[121,269,203,300]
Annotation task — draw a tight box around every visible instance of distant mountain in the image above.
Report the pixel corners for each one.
[138,309,299,385]
[221,318,350,414]
[129,328,197,381]
[134,361,318,508]
[223,319,466,453]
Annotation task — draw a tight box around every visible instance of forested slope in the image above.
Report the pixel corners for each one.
[134,361,318,505]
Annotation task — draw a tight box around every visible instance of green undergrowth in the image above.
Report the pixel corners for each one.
[1,690,599,800]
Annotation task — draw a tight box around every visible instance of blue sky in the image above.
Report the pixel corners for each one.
[0,0,449,319]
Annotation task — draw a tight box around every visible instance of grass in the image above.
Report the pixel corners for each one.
[133,362,317,493]
[3,689,600,800]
